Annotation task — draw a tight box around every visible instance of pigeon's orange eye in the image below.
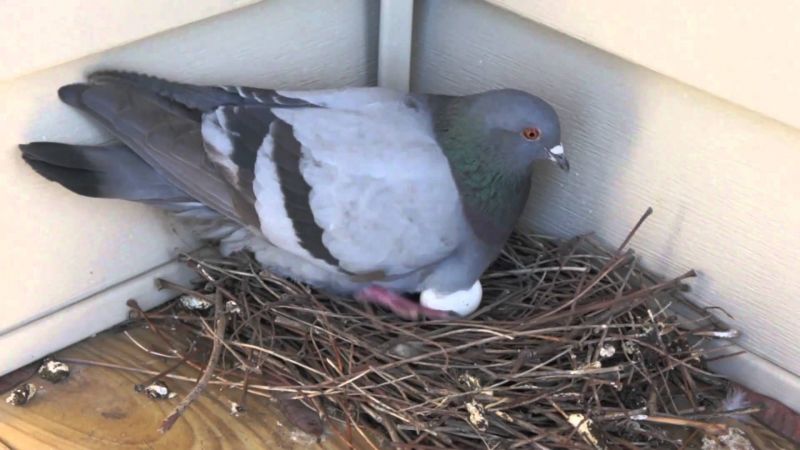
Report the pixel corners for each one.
[522,127,541,140]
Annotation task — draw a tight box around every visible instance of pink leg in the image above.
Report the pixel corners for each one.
[355,286,454,321]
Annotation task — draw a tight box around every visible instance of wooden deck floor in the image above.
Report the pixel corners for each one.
[0,328,371,449]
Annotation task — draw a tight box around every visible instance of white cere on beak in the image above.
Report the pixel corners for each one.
[547,144,569,171]
[420,281,482,317]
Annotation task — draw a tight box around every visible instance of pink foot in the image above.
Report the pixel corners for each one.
[355,286,454,320]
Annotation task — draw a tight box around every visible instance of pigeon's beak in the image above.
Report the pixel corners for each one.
[548,144,569,172]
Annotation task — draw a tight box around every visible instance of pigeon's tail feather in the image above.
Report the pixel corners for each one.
[20,141,192,203]
[21,141,248,244]
[45,77,262,228]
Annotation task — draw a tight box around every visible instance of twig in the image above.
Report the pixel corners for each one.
[134,342,196,392]
[158,291,227,433]
[629,414,728,435]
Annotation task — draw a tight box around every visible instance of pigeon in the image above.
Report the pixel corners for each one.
[19,71,567,319]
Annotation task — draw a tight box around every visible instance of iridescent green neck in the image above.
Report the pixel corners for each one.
[433,102,531,244]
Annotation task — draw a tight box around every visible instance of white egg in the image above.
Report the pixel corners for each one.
[420,281,482,317]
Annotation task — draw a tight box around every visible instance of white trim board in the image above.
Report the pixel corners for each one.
[378,0,414,91]
[0,256,201,377]
[669,295,800,412]
[708,345,800,414]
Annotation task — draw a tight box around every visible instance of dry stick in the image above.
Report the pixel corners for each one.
[615,207,653,255]
[159,291,228,434]
[126,299,186,352]
[687,406,762,420]
[134,342,196,392]
[531,250,634,323]
[122,330,178,359]
[631,414,727,435]
[58,358,244,388]
[238,367,251,411]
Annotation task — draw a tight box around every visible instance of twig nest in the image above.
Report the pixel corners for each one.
[142,381,176,400]
[179,294,213,311]
[38,359,70,383]
[130,224,754,448]
[5,383,37,406]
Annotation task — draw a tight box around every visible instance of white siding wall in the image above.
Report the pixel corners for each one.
[0,0,259,80]
[412,0,800,382]
[486,0,800,131]
[0,0,378,375]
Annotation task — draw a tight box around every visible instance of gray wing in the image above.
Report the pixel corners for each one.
[58,73,467,280]
[209,88,469,278]
[56,82,259,228]
[54,72,314,229]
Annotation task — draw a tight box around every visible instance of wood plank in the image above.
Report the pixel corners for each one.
[0,327,372,449]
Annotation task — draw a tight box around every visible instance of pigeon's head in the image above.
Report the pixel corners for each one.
[470,89,568,172]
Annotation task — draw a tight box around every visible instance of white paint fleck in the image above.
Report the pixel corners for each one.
[567,414,602,448]
[494,410,514,423]
[179,294,213,311]
[38,359,70,382]
[458,373,482,390]
[599,344,616,359]
[701,427,754,450]
[708,330,740,339]
[465,400,488,431]
[5,383,37,406]
[144,382,171,399]
[230,401,245,416]
[225,300,241,314]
